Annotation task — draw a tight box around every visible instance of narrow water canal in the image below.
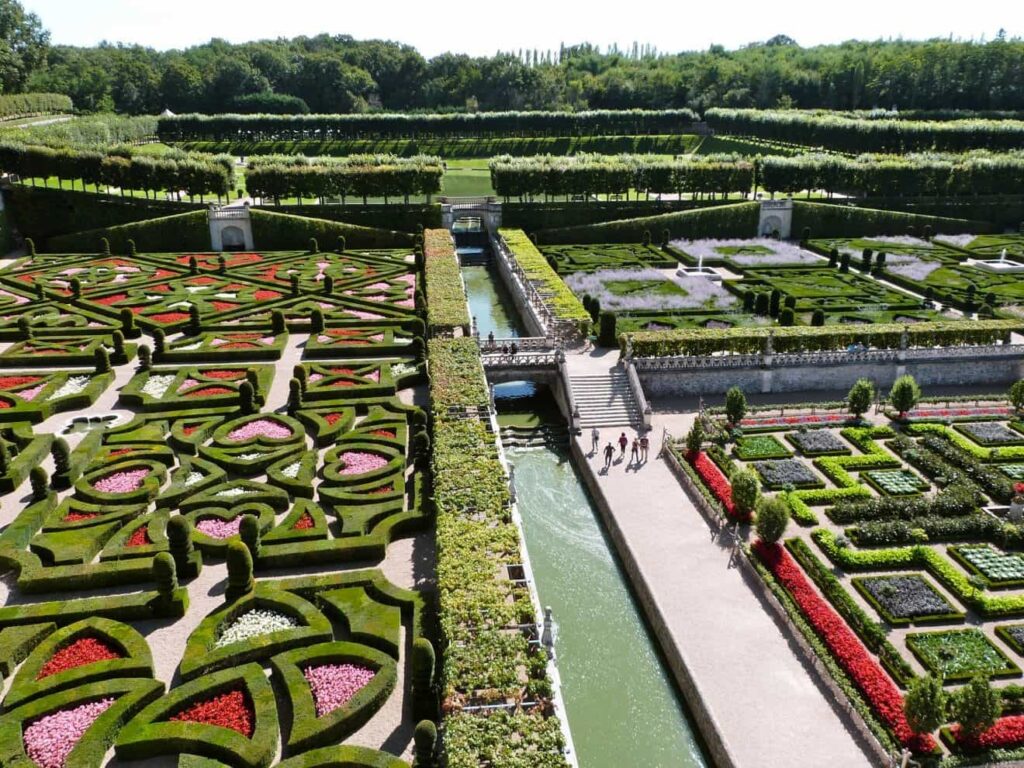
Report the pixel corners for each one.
[460,247,707,767]
[509,446,708,768]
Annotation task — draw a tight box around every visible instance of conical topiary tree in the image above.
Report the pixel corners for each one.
[188,255,198,275]
[16,316,30,340]
[290,274,300,296]
[225,539,255,601]
[51,437,71,477]
[120,307,136,336]
[167,515,194,573]
[29,465,48,501]
[153,328,166,356]
[293,365,307,392]
[239,514,261,560]
[238,380,256,415]
[411,638,437,720]
[336,235,346,253]
[217,255,226,275]
[310,308,324,334]
[94,346,111,374]
[187,304,201,336]
[323,275,334,295]
[245,369,262,405]
[287,378,303,414]
[271,310,286,335]
[412,719,438,768]
[152,552,178,601]
[138,344,151,370]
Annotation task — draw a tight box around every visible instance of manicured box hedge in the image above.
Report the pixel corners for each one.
[424,228,470,335]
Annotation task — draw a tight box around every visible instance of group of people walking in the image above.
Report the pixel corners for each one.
[592,427,649,469]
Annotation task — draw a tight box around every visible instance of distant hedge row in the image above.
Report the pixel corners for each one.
[0,93,73,120]
[707,108,1024,152]
[536,201,759,244]
[760,152,1024,197]
[490,153,753,199]
[157,109,700,141]
[0,141,234,199]
[249,209,413,250]
[790,201,991,238]
[246,155,443,203]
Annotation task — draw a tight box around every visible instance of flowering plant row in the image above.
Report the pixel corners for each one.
[754,541,935,753]
[686,449,741,521]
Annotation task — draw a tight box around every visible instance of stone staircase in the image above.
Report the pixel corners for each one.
[570,368,641,428]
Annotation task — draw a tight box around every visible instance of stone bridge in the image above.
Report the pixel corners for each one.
[440,196,502,234]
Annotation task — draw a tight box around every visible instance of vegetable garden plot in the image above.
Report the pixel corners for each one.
[955,421,1024,447]
[752,458,824,489]
[906,629,1021,681]
[785,428,851,456]
[862,469,930,496]
[853,574,963,624]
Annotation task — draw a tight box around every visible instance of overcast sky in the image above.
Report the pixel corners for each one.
[23,0,1024,57]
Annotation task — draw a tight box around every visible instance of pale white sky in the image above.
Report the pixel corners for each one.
[23,0,1024,57]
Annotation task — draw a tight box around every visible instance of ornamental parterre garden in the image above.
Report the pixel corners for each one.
[0,241,503,768]
[672,381,1024,761]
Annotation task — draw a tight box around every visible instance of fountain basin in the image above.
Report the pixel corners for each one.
[968,258,1024,274]
[675,265,722,282]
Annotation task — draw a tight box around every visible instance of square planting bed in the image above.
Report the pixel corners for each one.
[996,624,1024,656]
[906,629,1021,681]
[751,458,823,490]
[950,545,1024,588]
[863,469,929,496]
[954,421,1024,447]
[1000,464,1024,482]
[734,434,792,461]
[785,429,851,457]
[853,574,964,625]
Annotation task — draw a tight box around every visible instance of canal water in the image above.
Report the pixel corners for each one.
[461,247,707,768]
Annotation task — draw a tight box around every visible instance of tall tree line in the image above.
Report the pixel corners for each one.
[1,0,1023,115]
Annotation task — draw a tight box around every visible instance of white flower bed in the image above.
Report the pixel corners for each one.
[281,462,301,479]
[214,609,297,649]
[183,471,204,487]
[47,376,90,401]
[238,452,264,461]
[565,268,736,311]
[933,234,978,248]
[216,487,248,497]
[887,257,944,281]
[392,363,416,378]
[673,238,821,267]
[174,342,202,351]
[141,375,176,399]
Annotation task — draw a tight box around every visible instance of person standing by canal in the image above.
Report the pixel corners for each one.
[591,427,600,455]
[603,441,615,469]
[630,437,640,465]
[640,434,650,462]
[618,432,628,458]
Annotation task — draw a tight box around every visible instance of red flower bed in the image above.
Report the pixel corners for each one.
[324,413,343,426]
[149,312,191,324]
[169,688,254,737]
[125,527,152,547]
[93,293,127,306]
[202,370,245,380]
[37,636,122,679]
[224,283,247,291]
[0,376,41,390]
[331,381,356,387]
[253,290,281,301]
[149,283,172,293]
[686,450,740,521]
[904,406,1013,421]
[950,715,1024,752]
[187,276,218,286]
[154,269,177,279]
[740,413,847,429]
[754,542,935,753]
[108,448,133,458]
[292,512,315,530]
[370,485,393,495]
[219,342,257,349]
[223,333,265,341]
[182,425,200,436]
[371,429,396,438]
[211,301,240,313]
[0,400,11,409]
[64,512,100,522]
[186,386,234,398]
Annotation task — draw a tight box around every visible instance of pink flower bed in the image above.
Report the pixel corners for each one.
[903,406,1013,421]
[346,309,385,321]
[196,517,242,539]
[227,419,293,441]
[93,469,149,494]
[16,382,46,402]
[303,663,375,717]
[38,637,122,679]
[24,698,114,768]
[339,452,389,475]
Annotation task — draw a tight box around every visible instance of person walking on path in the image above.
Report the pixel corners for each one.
[603,441,615,469]
[630,438,640,465]
[618,432,628,458]
[591,427,600,454]
[640,434,650,462]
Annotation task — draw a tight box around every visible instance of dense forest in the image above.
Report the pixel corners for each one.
[1,0,1023,115]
